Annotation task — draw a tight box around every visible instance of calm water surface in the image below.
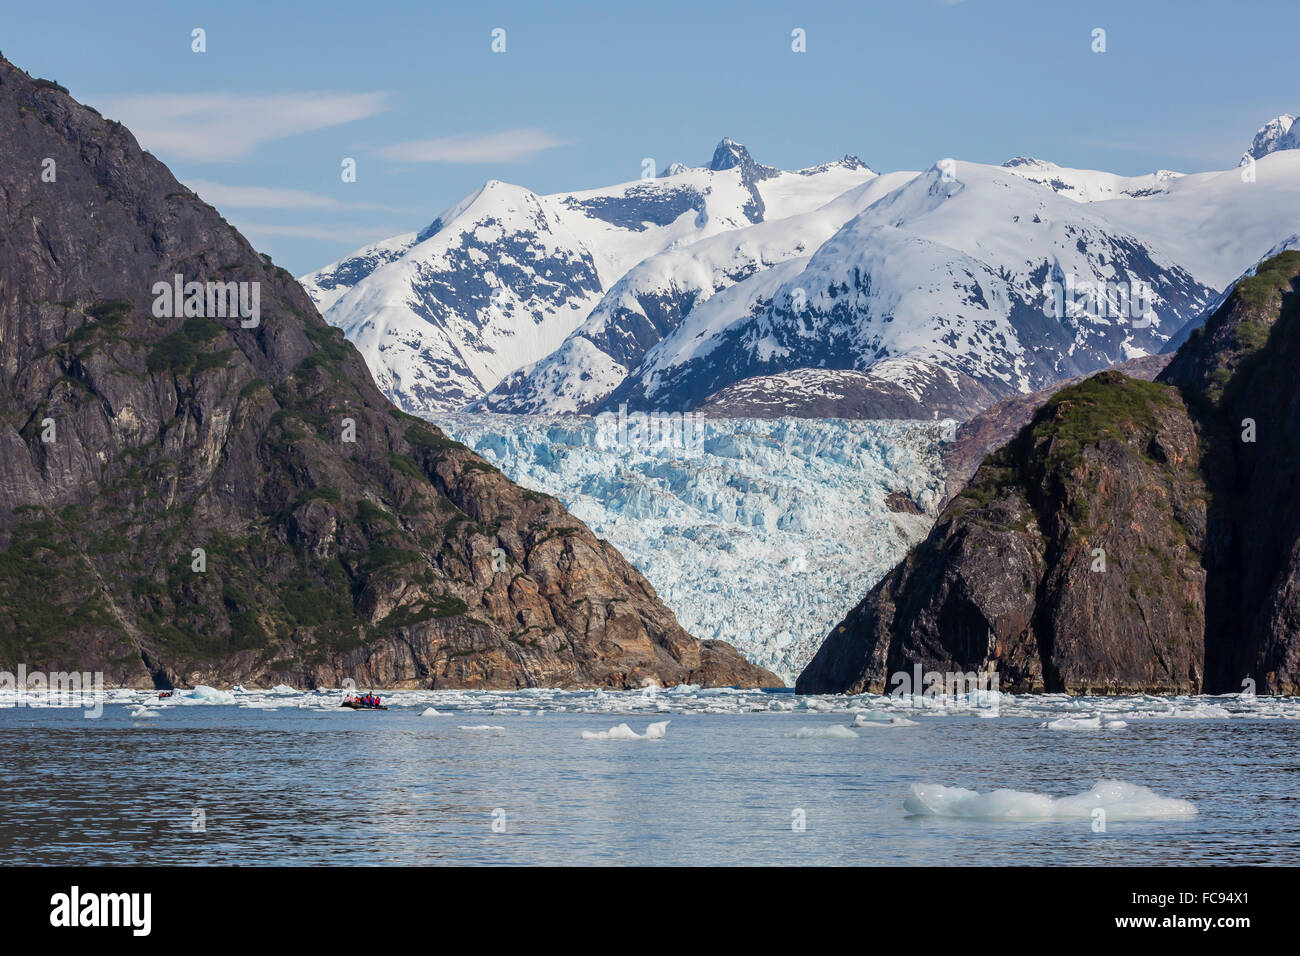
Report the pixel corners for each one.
[1,690,1296,865]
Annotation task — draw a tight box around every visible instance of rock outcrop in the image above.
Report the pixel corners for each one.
[939,353,1172,508]
[799,250,1300,695]
[0,56,779,691]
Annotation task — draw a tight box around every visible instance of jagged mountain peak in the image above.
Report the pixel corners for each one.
[708,137,752,171]
[301,136,877,415]
[307,124,1300,425]
[1245,113,1298,161]
[1003,156,1056,169]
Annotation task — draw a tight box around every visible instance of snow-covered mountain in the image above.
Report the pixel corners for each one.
[474,170,916,414]
[601,158,1220,415]
[300,140,875,414]
[484,156,1300,420]
[1001,156,1183,202]
[433,413,946,681]
[305,127,1300,423]
[1244,114,1299,160]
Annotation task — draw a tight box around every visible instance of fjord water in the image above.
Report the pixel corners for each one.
[2,689,1296,866]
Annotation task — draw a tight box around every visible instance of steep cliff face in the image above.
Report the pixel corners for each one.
[0,56,778,690]
[799,250,1300,696]
[799,371,1207,694]
[1163,250,1300,694]
[938,354,1172,508]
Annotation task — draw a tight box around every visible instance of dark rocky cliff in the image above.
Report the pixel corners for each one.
[0,56,779,691]
[798,250,1300,695]
[939,354,1171,509]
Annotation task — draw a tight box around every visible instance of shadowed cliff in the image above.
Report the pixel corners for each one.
[0,55,779,691]
[799,250,1300,695]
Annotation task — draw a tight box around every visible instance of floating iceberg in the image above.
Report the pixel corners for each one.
[581,720,670,741]
[787,725,859,739]
[1042,715,1102,730]
[458,725,506,731]
[851,711,918,728]
[420,708,445,717]
[181,686,236,705]
[904,779,1197,820]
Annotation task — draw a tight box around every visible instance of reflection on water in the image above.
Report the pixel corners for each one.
[1,692,1296,865]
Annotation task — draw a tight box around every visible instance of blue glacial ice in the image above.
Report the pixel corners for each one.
[435,413,947,682]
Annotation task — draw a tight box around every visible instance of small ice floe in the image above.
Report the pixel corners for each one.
[851,711,918,728]
[786,725,859,739]
[904,779,1196,820]
[129,706,158,719]
[419,708,445,717]
[458,725,506,731]
[181,685,236,705]
[1170,703,1232,718]
[1105,720,1128,729]
[1041,715,1102,731]
[581,720,670,741]
[270,684,296,695]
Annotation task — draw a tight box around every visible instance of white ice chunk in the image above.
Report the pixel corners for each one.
[181,685,236,704]
[904,779,1197,820]
[851,711,918,727]
[581,719,670,740]
[786,725,859,739]
[1042,715,1102,730]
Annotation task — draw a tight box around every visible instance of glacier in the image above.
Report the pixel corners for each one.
[433,412,948,682]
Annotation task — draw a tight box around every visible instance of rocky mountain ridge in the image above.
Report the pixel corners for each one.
[0,54,778,691]
[798,248,1300,695]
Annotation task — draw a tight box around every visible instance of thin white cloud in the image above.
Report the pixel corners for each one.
[378,127,569,163]
[237,222,404,242]
[184,179,394,211]
[186,181,339,209]
[96,91,391,162]
[1066,134,1240,169]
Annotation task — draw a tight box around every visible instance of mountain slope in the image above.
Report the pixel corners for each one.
[797,248,1300,695]
[474,169,911,414]
[300,144,875,415]
[607,160,1218,416]
[1001,156,1183,202]
[471,143,1300,422]
[0,55,777,690]
[1244,114,1298,160]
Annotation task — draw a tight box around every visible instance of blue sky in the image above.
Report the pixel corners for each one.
[4,0,1297,274]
